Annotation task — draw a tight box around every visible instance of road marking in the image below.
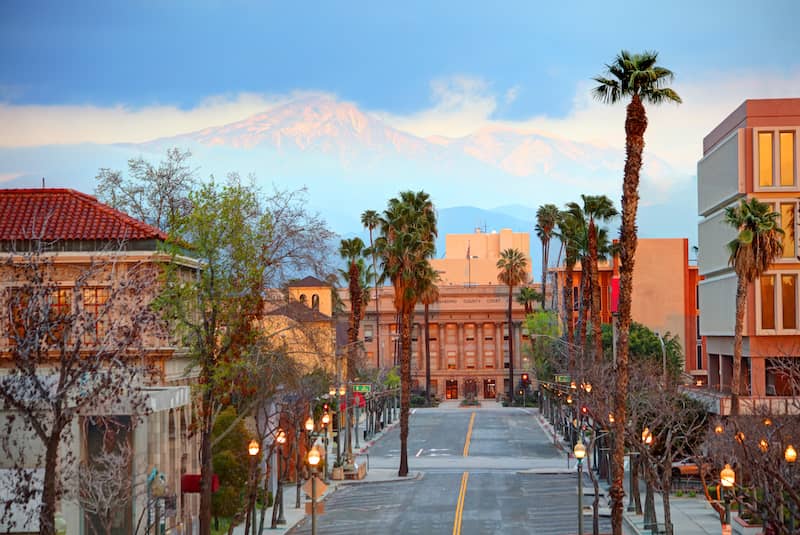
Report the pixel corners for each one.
[452,471,469,535]
[462,412,476,457]
[415,448,424,457]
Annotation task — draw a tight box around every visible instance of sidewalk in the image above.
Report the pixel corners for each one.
[533,408,726,535]
[232,416,413,535]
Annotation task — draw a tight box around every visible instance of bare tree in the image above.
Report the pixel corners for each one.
[0,240,163,535]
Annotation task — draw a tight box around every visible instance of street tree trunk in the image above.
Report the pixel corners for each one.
[565,266,575,376]
[611,92,647,535]
[199,383,215,535]
[731,276,747,416]
[589,219,603,362]
[398,306,413,476]
[507,285,515,403]
[541,239,549,310]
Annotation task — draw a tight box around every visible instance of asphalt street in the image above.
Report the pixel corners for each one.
[288,406,609,534]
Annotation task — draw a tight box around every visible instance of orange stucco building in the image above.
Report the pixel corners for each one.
[346,229,537,400]
[551,238,703,376]
[696,98,800,414]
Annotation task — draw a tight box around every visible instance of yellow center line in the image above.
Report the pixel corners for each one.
[462,411,476,457]
[452,471,469,535]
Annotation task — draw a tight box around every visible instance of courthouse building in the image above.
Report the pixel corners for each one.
[349,229,536,400]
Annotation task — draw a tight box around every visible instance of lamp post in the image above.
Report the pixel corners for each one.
[642,428,656,529]
[720,463,735,525]
[273,429,287,526]
[574,442,586,535]
[321,412,331,481]
[244,439,260,535]
[786,445,797,532]
[307,446,322,535]
[655,331,667,387]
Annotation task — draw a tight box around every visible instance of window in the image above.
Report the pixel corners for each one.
[780,203,796,258]
[311,294,320,310]
[299,294,307,304]
[759,132,774,187]
[83,287,109,343]
[760,275,776,330]
[759,273,799,332]
[780,132,795,186]
[696,344,702,370]
[781,274,797,329]
[573,287,579,311]
[757,130,797,188]
[364,327,373,342]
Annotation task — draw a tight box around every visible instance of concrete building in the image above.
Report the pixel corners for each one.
[0,189,199,534]
[349,229,536,400]
[552,238,703,377]
[696,98,800,414]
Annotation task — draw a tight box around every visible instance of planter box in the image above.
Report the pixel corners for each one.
[732,514,763,535]
[331,466,344,480]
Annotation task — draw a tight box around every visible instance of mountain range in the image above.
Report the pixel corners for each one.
[0,95,698,276]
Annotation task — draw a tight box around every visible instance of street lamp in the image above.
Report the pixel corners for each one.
[574,442,586,535]
[720,463,735,525]
[244,440,260,535]
[307,446,322,535]
[274,429,287,526]
[786,445,797,532]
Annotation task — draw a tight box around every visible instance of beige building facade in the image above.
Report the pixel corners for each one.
[696,98,800,414]
[347,229,536,400]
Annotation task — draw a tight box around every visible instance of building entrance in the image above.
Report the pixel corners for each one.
[464,379,477,398]
[445,380,458,400]
[483,379,497,399]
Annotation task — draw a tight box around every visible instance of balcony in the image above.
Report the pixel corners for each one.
[680,386,800,415]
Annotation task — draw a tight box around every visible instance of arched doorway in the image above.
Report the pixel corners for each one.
[464,379,477,399]
[445,379,458,400]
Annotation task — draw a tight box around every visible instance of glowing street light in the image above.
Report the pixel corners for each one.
[574,442,586,535]
[720,464,735,525]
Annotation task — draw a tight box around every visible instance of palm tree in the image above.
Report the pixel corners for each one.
[516,286,542,315]
[593,49,681,534]
[497,248,529,403]
[535,204,560,310]
[361,209,382,368]
[375,190,437,477]
[725,198,783,415]
[568,195,618,362]
[556,209,583,375]
[418,264,440,406]
[339,237,369,380]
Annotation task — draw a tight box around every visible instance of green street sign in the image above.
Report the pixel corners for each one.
[555,375,571,383]
[352,384,372,393]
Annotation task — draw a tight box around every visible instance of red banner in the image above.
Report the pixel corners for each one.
[180,474,220,493]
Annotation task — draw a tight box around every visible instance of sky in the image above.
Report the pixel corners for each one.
[1,1,799,205]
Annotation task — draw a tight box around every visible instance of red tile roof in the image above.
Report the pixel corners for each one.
[0,188,168,241]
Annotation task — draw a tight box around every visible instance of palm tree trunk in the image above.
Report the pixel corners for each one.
[424,303,431,405]
[565,266,575,375]
[579,259,590,351]
[507,285,515,403]
[541,239,549,310]
[611,92,647,535]
[553,242,564,310]
[398,306,413,476]
[731,276,747,416]
[589,221,603,362]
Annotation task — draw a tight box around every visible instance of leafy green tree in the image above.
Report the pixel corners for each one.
[374,190,437,477]
[556,208,583,374]
[497,248,529,403]
[524,310,562,382]
[594,50,682,534]
[157,180,333,535]
[600,322,682,379]
[211,408,253,519]
[535,204,560,309]
[339,237,370,380]
[724,198,783,415]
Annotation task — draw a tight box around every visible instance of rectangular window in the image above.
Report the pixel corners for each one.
[760,275,776,330]
[780,132,795,186]
[572,287,579,311]
[696,345,702,370]
[759,132,774,187]
[83,287,109,343]
[781,274,797,330]
[781,203,796,258]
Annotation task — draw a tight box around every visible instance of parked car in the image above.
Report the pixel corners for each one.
[671,457,709,478]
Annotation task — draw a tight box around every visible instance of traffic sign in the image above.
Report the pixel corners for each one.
[305,502,325,514]
[352,384,372,393]
[303,476,327,498]
[555,374,571,383]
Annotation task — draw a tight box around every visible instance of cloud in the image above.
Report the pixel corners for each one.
[504,85,520,104]
[0,173,22,183]
[372,76,498,138]
[0,91,328,147]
